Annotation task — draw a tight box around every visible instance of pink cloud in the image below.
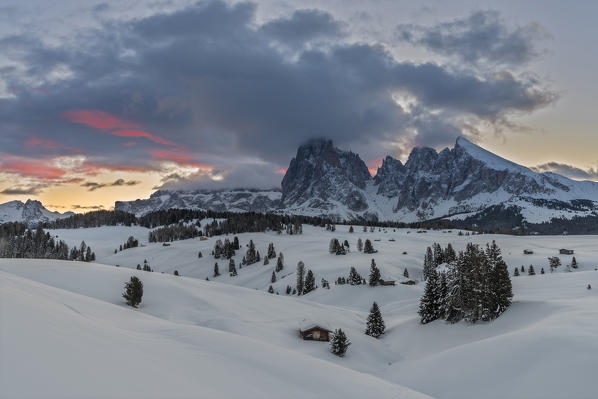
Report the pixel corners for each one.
[24,137,84,153]
[62,109,139,130]
[0,158,66,180]
[112,130,176,146]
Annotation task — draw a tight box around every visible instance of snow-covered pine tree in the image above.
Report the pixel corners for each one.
[349,225,354,233]
[329,238,337,254]
[267,242,276,259]
[369,259,380,286]
[357,238,363,252]
[229,259,237,276]
[296,261,305,295]
[365,302,385,338]
[423,246,435,281]
[303,270,315,294]
[122,276,143,308]
[363,239,376,254]
[349,267,362,285]
[330,329,350,357]
[445,259,464,323]
[487,241,512,318]
[528,265,536,275]
[268,285,274,294]
[571,257,578,269]
[403,268,409,278]
[419,269,441,324]
[541,268,545,274]
[214,262,220,277]
[276,252,284,272]
[514,267,520,276]
[271,271,276,283]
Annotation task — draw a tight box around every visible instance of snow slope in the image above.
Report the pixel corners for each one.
[0,260,431,399]
[4,225,598,398]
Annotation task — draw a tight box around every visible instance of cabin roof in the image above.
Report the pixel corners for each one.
[299,319,332,332]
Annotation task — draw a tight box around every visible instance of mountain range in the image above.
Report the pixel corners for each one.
[115,137,598,227]
[2,137,598,231]
[0,200,74,225]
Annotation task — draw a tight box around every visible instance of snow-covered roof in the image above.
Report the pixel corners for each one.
[299,318,332,332]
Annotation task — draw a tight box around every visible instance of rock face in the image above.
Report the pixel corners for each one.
[280,139,372,216]
[113,137,598,224]
[0,200,74,225]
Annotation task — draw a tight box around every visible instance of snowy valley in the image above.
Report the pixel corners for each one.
[2,223,598,399]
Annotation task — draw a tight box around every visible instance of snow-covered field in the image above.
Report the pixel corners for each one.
[2,225,598,398]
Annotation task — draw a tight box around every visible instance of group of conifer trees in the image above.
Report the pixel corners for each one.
[419,241,512,324]
[0,224,94,261]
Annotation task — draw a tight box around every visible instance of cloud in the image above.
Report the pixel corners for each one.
[531,162,598,181]
[71,204,105,210]
[81,179,140,191]
[0,186,43,195]
[397,10,548,67]
[0,1,556,191]
[260,9,343,46]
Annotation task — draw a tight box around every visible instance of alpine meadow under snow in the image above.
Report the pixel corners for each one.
[2,223,598,399]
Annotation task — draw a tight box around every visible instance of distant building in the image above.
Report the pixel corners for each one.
[560,249,574,255]
[523,249,534,255]
[199,236,208,241]
[378,279,396,286]
[299,320,332,341]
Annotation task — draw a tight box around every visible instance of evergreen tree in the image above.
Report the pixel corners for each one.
[357,238,363,252]
[548,256,561,272]
[267,242,276,259]
[264,257,269,265]
[174,270,179,276]
[271,271,277,283]
[403,268,409,278]
[419,270,441,324]
[445,259,465,323]
[365,302,385,338]
[423,246,435,281]
[276,253,284,272]
[214,262,220,277]
[296,261,305,295]
[349,225,354,233]
[571,257,578,269]
[122,276,143,308]
[268,285,274,294]
[363,239,376,254]
[541,268,545,274]
[303,270,316,294]
[433,242,443,265]
[329,238,337,254]
[349,267,362,285]
[369,259,381,286]
[487,241,513,318]
[528,265,536,275]
[233,236,240,250]
[329,329,350,357]
[229,259,237,276]
[514,267,520,276]
[198,251,203,258]
[445,243,457,263]
[136,264,141,270]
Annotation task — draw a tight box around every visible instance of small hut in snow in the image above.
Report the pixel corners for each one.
[298,320,332,342]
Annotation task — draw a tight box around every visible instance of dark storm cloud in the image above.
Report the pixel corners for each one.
[260,9,343,46]
[397,10,548,67]
[532,162,598,181]
[0,1,555,189]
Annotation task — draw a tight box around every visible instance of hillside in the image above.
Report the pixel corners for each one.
[8,224,593,398]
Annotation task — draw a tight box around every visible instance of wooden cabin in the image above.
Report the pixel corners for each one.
[523,249,534,255]
[379,279,396,286]
[560,249,574,255]
[199,236,208,241]
[401,280,417,285]
[299,324,331,342]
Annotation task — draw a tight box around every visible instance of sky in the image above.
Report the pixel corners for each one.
[0,0,597,212]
